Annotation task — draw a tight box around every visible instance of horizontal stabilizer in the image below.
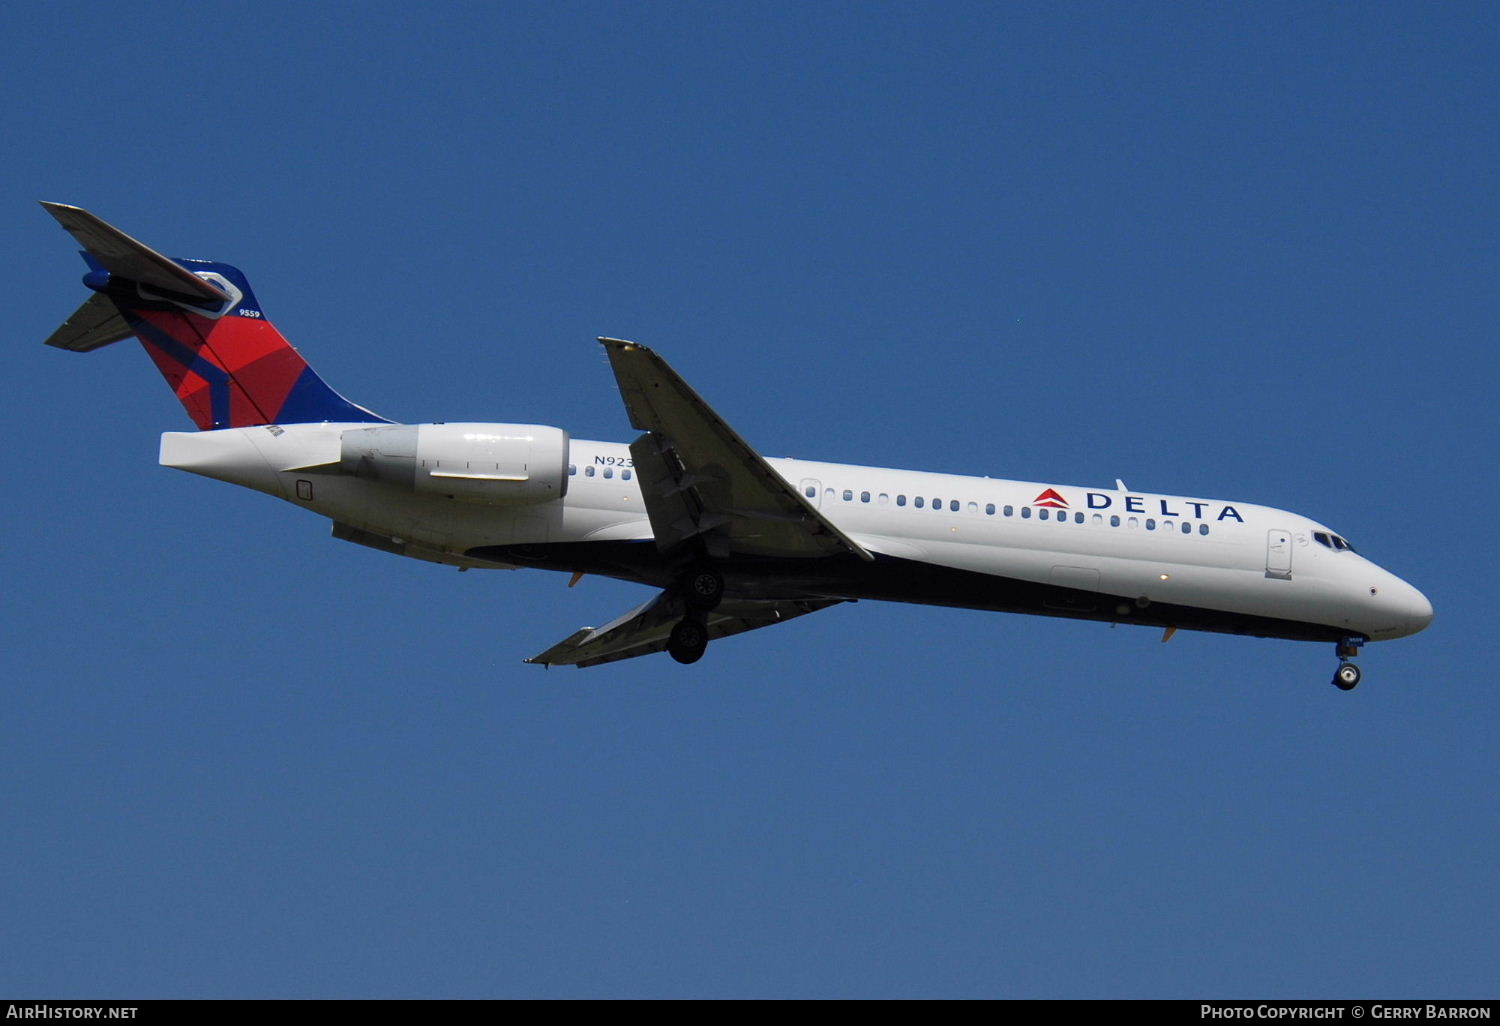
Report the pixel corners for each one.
[40,201,227,307]
[44,292,134,352]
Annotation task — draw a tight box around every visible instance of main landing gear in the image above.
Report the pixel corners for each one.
[668,616,709,664]
[667,564,723,665]
[684,564,724,612]
[1332,637,1364,691]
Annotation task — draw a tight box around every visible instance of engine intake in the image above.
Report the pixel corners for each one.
[340,423,570,506]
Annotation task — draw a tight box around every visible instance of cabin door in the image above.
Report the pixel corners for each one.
[1266,529,1293,580]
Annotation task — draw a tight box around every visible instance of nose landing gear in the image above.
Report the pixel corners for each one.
[1332,637,1365,690]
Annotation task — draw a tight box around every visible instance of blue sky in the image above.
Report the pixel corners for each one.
[3,0,1495,998]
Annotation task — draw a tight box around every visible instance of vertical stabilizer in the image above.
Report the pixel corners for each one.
[41,203,388,430]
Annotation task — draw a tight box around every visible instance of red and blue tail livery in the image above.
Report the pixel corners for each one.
[41,202,385,430]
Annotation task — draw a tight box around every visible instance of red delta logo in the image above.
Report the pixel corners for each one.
[1032,488,1069,508]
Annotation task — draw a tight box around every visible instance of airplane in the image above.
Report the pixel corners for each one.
[39,202,1433,686]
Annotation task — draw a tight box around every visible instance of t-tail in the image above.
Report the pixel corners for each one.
[40,202,387,430]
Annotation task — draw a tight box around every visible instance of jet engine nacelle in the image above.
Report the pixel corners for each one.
[340,423,570,506]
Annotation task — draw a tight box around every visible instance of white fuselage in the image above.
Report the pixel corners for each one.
[160,422,1433,645]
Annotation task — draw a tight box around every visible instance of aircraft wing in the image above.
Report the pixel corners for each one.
[599,337,872,562]
[525,589,843,668]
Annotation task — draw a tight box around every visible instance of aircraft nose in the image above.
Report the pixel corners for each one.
[1379,574,1434,638]
[1405,586,1434,636]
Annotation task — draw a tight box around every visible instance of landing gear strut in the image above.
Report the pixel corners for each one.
[668,616,709,664]
[1331,637,1365,690]
[668,562,721,663]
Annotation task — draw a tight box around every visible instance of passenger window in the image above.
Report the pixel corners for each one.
[1074,512,1084,524]
[879,493,889,504]
[805,485,816,498]
[585,466,596,477]
[843,489,853,501]
[1146,518,1156,530]
[985,503,996,515]
[915,497,925,508]
[1180,522,1191,534]
[951,500,960,512]
[861,491,871,503]
[1004,505,1014,517]
[1198,524,1209,536]
[622,469,632,481]
[897,494,907,507]
[932,498,941,510]
[568,464,577,476]
[1021,507,1031,519]
[1128,517,1138,528]
[1092,514,1103,526]
[603,467,614,479]
[967,501,978,513]
[1039,508,1049,520]
[1110,515,1120,527]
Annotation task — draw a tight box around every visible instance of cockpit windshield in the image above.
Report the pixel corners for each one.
[1313,531,1357,553]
